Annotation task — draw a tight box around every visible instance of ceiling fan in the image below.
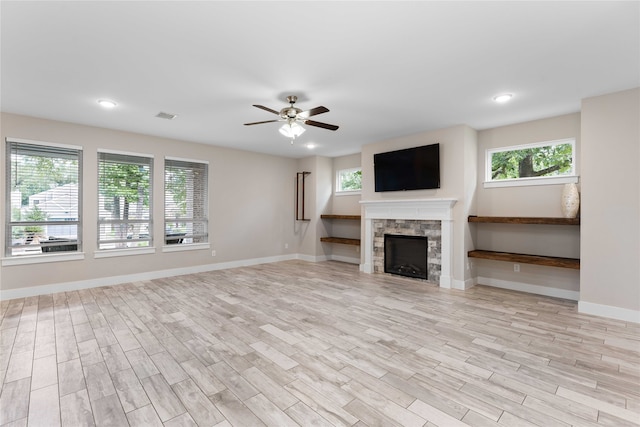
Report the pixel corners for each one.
[244,95,339,141]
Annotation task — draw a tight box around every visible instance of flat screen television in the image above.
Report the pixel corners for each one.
[374,143,440,192]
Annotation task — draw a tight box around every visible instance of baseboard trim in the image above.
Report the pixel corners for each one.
[327,254,360,265]
[0,254,299,301]
[578,301,640,324]
[477,276,580,301]
[297,254,329,263]
[451,277,477,290]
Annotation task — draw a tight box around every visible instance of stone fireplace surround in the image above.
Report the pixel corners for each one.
[360,198,457,288]
[375,219,440,282]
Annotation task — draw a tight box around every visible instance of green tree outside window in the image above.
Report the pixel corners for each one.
[490,141,574,181]
[338,168,362,192]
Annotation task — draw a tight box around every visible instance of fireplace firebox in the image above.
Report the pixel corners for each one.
[384,234,428,280]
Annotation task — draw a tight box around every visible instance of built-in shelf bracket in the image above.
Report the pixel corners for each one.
[296,172,311,221]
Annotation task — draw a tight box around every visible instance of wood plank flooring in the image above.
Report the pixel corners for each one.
[1,260,639,426]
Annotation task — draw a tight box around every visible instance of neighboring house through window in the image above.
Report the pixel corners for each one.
[98,150,153,250]
[164,158,208,247]
[5,138,82,257]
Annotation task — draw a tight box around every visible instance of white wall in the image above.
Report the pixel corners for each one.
[0,113,299,295]
[580,88,640,321]
[474,113,581,298]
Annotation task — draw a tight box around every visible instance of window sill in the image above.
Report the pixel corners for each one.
[162,243,210,253]
[2,252,85,266]
[484,175,579,189]
[335,190,362,197]
[94,247,156,259]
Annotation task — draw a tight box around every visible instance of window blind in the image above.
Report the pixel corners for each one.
[98,151,153,250]
[164,158,208,245]
[6,139,82,256]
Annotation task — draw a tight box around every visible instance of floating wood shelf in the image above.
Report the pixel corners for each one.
[320,214,361,247]
[468,215,579,225]
[320,237,361,246]
[468,215,580,270]
[468,250,580,269]
[320,214,361,220]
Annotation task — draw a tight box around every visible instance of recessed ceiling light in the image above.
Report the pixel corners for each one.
[493,93,513,103]
[97,99,117,108]
[306,143,316,149]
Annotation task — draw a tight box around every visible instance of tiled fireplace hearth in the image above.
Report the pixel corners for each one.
[360,199,457,288]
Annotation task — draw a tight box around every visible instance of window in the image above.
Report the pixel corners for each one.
[164,158,208,246]
[98,151,152,250]
[336,167,362,193]
[5,138,82,257]
[485,138,577,188]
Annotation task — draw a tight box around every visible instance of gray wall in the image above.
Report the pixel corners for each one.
[474,113,581,297]
[325,153,362,263]
[1,113,299,292]
[580,88,640,316]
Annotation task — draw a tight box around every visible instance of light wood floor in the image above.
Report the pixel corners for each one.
[1,260,639,426]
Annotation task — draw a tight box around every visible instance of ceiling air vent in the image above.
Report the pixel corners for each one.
[155,112,178,120]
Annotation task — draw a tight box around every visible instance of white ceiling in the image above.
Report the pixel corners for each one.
[2,1,638,159]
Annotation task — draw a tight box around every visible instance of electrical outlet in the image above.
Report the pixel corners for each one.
[514,263,520,272]
[284,243,289,249]
[212,250,216,257]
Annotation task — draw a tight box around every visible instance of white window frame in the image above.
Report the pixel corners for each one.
[335,167,362,195]
[96,149,154,255]
[3,137,83,265]
[484,138,578,188]
[162,156,209,253]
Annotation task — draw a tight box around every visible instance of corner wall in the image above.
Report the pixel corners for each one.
[323,153,361,264]
[295,156,333,262]
[474,113,581,299]
[580,88,640,321]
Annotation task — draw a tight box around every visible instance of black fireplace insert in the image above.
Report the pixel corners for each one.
[384,234,428,280]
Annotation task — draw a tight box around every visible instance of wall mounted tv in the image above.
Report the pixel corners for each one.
[374,143,440,192]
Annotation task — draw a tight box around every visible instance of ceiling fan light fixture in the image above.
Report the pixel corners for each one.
[279,122,306,139]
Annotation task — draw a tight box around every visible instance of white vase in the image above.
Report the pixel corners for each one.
[561,183,580,218]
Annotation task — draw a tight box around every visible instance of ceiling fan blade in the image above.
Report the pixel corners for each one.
[244,120,280,126]
[299,106,329,118]
[304,120,339,131]
[253,104,280,115]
